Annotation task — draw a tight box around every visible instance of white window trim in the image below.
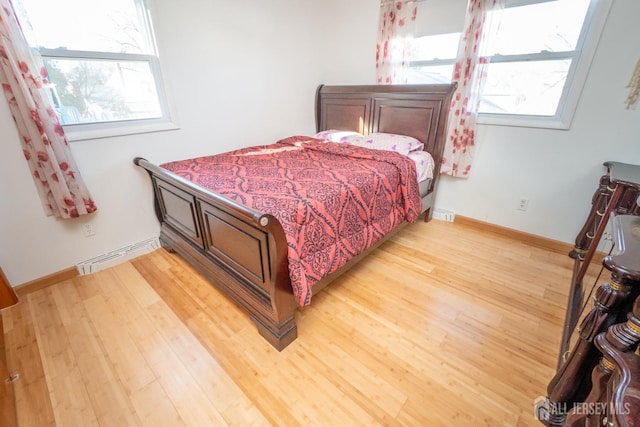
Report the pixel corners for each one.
[30,0,179,141]
[63,117,179,142]
[48,48,180,142]
[52,55,180,141]
[410,58,457,68]
[477,0,613,130]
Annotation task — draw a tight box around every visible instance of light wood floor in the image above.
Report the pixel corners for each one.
[2,219,580,426]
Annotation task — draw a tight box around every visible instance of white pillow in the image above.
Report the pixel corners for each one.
[407,150,435,182]
[351,133,424,156]
[314,129,363,143]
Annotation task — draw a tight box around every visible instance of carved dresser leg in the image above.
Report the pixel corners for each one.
[538,276,634,426]
[565,293,640,426]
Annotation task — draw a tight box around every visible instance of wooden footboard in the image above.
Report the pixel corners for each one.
[134,157,298,350]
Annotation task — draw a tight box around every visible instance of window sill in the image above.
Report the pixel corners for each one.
[477,113,571,130]
[65,119,180,142]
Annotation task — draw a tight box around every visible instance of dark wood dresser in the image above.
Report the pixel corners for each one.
[561,162,640,362]
[537,163,640,427]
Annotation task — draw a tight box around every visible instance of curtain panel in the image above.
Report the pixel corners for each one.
[441,0,504,177]
[376,0,418,84]
[0,0,97,218]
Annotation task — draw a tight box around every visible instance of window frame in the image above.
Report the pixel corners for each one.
[477,0,613,129]
[408,31,461,84]
[407,0,613,130]
[25,0,177,141]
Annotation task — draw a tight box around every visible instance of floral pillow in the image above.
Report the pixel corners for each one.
[314,130,363,144]
[350,133,424,156]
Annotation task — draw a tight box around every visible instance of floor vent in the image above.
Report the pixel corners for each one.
[76,237,161,275]
[432,208,456,222]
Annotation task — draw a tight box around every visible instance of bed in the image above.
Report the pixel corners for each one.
[134,83,456,350]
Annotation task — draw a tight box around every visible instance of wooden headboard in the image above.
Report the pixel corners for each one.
[315,83,457,180]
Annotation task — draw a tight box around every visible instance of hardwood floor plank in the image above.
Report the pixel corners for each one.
[143,302,268,426]
[3,298,56,427]
[0,313,17,427]
[110,260,269,426]
[87,266,227,426]
[49,279,142,426]
[2,219,577,426]
[27,288,100,427]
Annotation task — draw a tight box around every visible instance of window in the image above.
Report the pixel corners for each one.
[409,0,613,129]
[16,0,175,140]
[409,0,466,84]
[408,32,461,84]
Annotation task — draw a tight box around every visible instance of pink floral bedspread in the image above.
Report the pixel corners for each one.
[160,136,421,306]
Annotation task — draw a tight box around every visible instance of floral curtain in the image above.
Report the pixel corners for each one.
[441,0,504,177]
[0,0,96,218]
[376,0,418,84]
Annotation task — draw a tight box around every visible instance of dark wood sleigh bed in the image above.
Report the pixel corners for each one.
[134,83,456,350]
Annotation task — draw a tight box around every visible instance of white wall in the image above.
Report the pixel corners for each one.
[2,0,638,286]
[0,0,376,285]
[435,0,640,243]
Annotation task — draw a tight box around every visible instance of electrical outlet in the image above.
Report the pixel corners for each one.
[517,197,529,211]
[83,223,96,237]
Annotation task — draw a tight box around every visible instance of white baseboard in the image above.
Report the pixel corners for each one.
[76,237,161,275]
